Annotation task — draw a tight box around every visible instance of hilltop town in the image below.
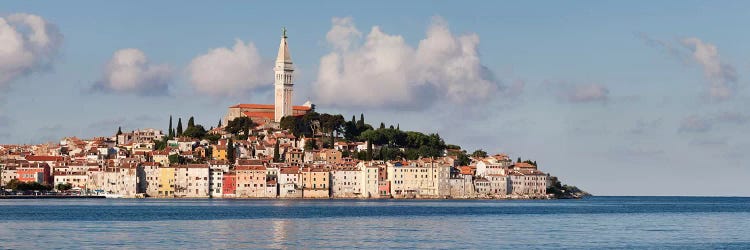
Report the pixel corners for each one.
[0,29,584,200]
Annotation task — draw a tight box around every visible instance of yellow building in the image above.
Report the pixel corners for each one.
[158,166,175,197]
[302,167,329,198]
[213,145,228,161]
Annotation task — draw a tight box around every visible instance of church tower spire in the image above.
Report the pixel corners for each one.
[274,27,294,122]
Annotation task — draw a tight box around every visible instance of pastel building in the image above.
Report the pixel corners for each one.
[302,167,329,198]
[173,164,210,198]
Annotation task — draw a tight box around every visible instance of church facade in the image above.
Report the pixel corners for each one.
[224,28,312,127]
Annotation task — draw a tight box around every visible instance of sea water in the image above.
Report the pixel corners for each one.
[1,196,748,249]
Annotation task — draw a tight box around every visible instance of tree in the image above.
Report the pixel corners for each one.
[517,157,522,163]
[471,149,488,158]
[457,151,471,166]
[116,126,123,145]
[176,118,183,136]
[182,125,207,139]
[226,139,235,164]
[155,137,167,150]
[366,140,373,161]
[56,183,73,191]
[187,116,195,129]
[168,154,180,164]
[273,140,281,163]
[379,122,385,129]
[225,117,256,137]
[217,119,222,127]
[168,116,174,138]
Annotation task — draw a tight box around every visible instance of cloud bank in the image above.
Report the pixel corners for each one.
[92,48,172,95]
[314,17,506,109]
[679,111,748,133]
[187,39,271,97]
[681,38,737,101]
[0,13,62,88]
[639,34,737,101]
[544,81,609,104]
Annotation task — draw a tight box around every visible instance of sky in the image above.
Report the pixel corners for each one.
[0,1,748,196]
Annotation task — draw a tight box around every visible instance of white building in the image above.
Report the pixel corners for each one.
[331,168,361,198]
[173,164,210,198]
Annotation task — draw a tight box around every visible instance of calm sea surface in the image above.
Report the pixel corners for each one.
[0,196,748,249]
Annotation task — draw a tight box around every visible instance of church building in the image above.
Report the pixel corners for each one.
[223,28,312,127]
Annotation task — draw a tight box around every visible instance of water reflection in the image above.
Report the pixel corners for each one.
[0,197,749,249]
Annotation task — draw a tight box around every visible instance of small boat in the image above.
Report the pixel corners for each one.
[103,193,124,199]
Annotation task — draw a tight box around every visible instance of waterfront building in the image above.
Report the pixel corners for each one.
[141,162,161,197]
[448,166,476,198]
[508,169,548,197]
[331,167,361,198]
[474,178,491,196]
[157,165,175,197]
[302,167,329,198]
[17,162,51,184]
[377,164,390,197]
[387,159,451,198]
[279,167,302,198]
[222,171,237,198]
[487,174,510,197]
[360,162,379,198]
[173,164,210,198]
[53,171,88,189]
[236,164,268,198]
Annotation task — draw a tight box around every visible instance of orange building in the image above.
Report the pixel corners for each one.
[17,163,51,184]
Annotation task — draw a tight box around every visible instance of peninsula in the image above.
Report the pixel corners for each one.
[0,30,585,200]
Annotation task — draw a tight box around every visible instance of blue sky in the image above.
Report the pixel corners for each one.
[1,1,748,196]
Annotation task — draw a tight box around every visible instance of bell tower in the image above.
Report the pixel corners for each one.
[274,27,294,122]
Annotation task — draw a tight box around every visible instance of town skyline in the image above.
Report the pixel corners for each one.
[1,2,749,196]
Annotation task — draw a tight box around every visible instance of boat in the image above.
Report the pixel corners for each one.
[103,193,124,198]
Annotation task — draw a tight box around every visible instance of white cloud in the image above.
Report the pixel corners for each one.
[681,38,737,101]
[567,84,609,103]
[314,16,505,109]
[639,34,737,102]
[326,17,362,51]
[187,39,271,97]
[545,81,609,104]
[92,49,172,95]
[0,13,62,88]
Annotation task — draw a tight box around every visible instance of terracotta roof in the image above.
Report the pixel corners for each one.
[243,112,275,120]
[235,165,266,171]
[25,155,64,162]
[230,103,311,111]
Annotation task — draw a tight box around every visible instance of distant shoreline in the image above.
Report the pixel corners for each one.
[0,195,106,199]
[0,195,568,200]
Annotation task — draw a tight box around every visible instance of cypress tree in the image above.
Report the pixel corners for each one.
[227,139,235,164]
[187,116,195,129]
[379,122,385,129]
[218,119,222,127]
[273,141,281,163]
[366,140,373,161]
[176,118,183,136]
[168,116,174,138]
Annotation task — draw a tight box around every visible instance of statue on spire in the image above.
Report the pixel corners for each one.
[282,27,287,38]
